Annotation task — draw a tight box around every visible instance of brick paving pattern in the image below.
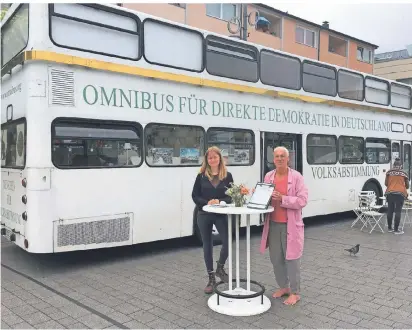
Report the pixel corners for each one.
[1,217,412,329]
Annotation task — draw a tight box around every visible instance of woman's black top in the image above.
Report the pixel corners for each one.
[192,172,234,209]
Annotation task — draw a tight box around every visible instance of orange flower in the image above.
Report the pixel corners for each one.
[241,187,249,195]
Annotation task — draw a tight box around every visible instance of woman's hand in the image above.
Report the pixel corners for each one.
[208,199,220,205]
[272,191,283,201]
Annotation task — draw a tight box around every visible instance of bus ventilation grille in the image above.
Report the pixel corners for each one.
[50,69,75,107]
[57,217,130,247]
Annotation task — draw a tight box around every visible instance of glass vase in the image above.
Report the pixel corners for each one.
[234,197,245,207]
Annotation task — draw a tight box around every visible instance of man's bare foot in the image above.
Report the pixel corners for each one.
[272,288,291,298]
[283,294,300,305]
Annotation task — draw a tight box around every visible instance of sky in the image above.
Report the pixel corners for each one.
[262,1,412,53]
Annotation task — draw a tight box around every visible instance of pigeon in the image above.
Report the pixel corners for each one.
[344,244,360,256]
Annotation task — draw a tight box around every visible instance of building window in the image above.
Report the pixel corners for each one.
[296,26,315,47]
[145,123,205,167]
[306,134,337,165]
[328,35,347,57]
[339,136,364,164]
[206,4,238,21]
[52,119,143,168]
[365,138,390,164]
[357,46,371,63]
[255,12,281,37]
[207,128,254,166]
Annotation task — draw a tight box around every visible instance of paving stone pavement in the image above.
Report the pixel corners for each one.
[1,216,412,329]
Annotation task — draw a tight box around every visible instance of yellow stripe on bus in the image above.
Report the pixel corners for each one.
[20,50,408,116]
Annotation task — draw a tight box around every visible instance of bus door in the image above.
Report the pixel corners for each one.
[261,132,303,180]
[402,141,411,180]
[391,140,401,168]
[1,120,27,240]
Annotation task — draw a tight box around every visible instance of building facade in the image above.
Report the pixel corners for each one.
[374,46,412,85]
[122,3,378,74]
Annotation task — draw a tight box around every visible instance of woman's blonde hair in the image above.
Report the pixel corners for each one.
[200,146,227,181]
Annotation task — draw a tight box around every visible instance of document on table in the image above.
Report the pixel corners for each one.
[247,182,275,209]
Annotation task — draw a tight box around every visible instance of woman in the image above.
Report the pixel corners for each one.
[192,146,234,294]
[260,146,308,306]
[385,158,409,234]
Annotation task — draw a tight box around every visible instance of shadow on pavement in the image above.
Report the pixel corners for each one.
[1,212,355,278]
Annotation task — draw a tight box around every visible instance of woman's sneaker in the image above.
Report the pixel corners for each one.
[394,229,404,235]
[388,227,394,233]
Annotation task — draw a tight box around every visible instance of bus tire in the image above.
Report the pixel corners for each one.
[362,179,382,204]
[193,206,222,246]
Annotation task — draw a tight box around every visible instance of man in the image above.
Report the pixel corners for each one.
[260,146,308,305]
[385,158,409,234]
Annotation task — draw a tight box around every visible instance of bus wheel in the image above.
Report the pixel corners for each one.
[362,180,382,203]
[193,208,222,246]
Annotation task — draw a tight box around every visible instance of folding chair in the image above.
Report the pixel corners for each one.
[352,192,374,227]
[351,192,375,229]
[401,200,412,231]
[360,197,384,234]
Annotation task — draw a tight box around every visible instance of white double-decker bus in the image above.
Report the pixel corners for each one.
[1,3,411,253]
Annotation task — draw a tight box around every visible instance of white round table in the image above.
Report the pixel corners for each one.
[202,204,274,317]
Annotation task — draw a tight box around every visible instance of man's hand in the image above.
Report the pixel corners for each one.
[208,199,219,205]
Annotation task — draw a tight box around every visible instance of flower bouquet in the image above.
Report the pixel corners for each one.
[225,183,250,207]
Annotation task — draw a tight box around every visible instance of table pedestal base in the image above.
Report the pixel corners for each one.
[207,288,271,316]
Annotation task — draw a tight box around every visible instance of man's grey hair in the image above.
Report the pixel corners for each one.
[273,146,289,157]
